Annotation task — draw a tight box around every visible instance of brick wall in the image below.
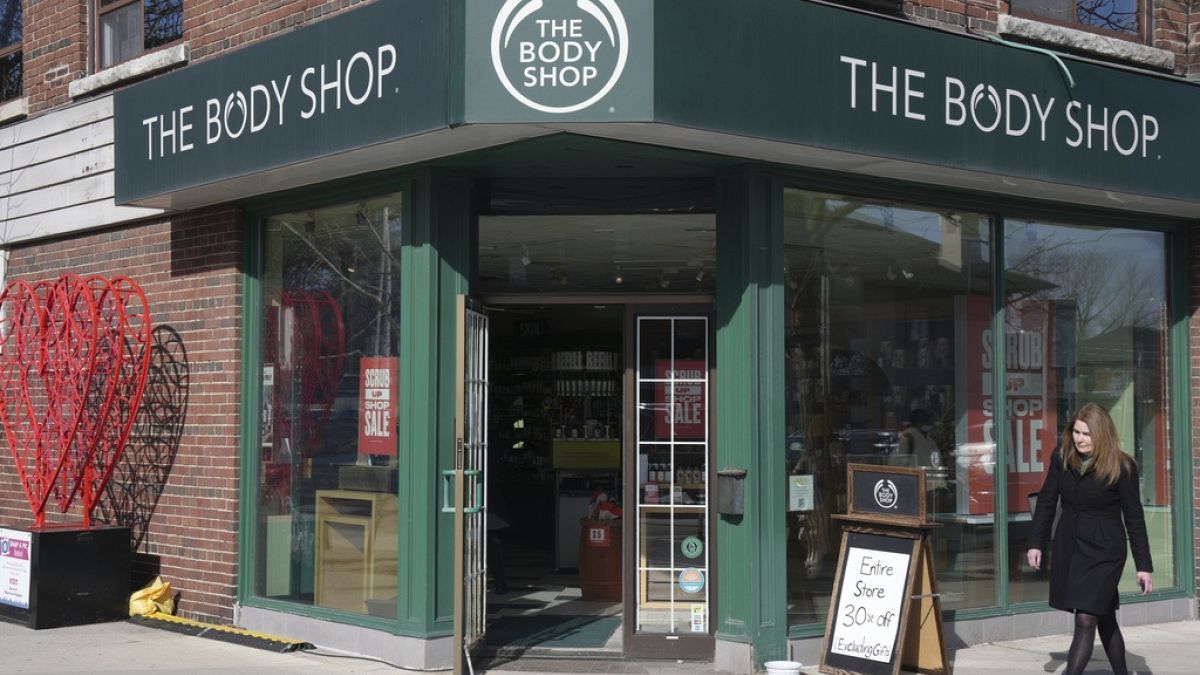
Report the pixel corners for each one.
[22,0,88,113]
[24,0,374,115]
[0,207,244,623]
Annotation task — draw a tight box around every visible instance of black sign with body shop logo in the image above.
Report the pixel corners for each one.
[849,466,923,521]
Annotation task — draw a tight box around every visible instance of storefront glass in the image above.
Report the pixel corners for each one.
[253,193,404,618]
[782,188,996,626]
[1005,220,1175,604]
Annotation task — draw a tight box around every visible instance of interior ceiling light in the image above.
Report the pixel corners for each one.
[521,245,532,267]
[695,269,705,282]
[614,265,624,285]
[901,266,914,280]
[886,265,897,281]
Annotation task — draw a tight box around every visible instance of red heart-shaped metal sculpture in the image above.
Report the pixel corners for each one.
[0,275,151,527]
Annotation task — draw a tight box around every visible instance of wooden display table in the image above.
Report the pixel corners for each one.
[314,489,398,615]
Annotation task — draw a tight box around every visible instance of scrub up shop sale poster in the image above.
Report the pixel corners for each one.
[955,295,1058,515]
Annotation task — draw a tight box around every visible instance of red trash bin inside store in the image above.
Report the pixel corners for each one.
[578,518,622,601]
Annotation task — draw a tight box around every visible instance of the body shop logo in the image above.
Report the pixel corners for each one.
[491,0,628,114]
[873,479,899,510]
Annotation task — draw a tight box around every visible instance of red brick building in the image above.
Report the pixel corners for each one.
[1,1,1198,670]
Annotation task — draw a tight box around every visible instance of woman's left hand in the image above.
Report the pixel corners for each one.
[1136,571,1153,595]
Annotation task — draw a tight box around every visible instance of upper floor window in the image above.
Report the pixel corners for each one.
[1009,0,1143,40]
[0,0,21,102]
[98,0,183,70]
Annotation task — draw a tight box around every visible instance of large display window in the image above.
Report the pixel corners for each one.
[1004,219,1175,603]
[252,193,404,618]
[782,188,995,625]
[782,187,1181,629]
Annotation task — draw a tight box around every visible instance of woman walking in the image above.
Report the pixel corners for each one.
[1027,402,1153,675]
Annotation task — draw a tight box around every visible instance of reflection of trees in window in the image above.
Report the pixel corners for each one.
[0,52,19,101]
[1005,226,1160,340]
[1076,0,1138,35]
[274,204,403,358]
[1011,0,1139,37]
[144,0,184,50]
[0,1,20,48]
[0,0,20,102]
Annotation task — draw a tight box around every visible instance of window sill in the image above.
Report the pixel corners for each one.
[69,44,190,99]
[997,15,1174,72]
[0,96,29,124]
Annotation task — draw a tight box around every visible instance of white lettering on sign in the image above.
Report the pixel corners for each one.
[830,546,910,664]
[491,0,629,114]
[839,54,1162,160]
[362,367,392,438]
[141,44,397,161]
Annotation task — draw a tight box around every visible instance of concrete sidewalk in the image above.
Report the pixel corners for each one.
[1,617,1197,673]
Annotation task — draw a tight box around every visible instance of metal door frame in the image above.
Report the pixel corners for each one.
[453,296,488,675]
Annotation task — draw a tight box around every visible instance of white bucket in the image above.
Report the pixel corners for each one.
[763,660,803,675]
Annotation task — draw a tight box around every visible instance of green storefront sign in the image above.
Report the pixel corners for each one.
[114,0,1200,203]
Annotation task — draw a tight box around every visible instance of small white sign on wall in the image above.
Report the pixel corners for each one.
[0,529,32,610]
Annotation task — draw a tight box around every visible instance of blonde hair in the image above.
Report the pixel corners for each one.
[1061,402,1133,487]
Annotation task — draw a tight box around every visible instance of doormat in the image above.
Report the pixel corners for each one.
[485,615,620,649]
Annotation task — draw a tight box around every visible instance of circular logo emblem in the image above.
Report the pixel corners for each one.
[873,479,899,510]
[491,0,629,114]
[678,568,705,594]
[0,540,8,555]
[681,535,704,560]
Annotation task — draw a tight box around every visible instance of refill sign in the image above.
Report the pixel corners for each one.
[0,529,32,609]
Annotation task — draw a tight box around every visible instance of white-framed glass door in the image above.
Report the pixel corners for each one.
[633,316,711,637]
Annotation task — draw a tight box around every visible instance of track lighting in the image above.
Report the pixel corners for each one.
[695,269,705,282]
[521,245,531,267]
[901,266,914,280]
[886,265,896,281]
[614,265,624,285]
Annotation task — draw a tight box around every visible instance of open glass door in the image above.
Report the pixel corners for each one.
[453,296,488,674]
[626,314,714,659]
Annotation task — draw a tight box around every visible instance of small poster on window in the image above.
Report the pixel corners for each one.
[654,359,706,440]
[359,357,398,457]
[789,474,814,512]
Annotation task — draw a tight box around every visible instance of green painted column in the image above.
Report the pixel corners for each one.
[397,169,473,636]
[715,167,787,664]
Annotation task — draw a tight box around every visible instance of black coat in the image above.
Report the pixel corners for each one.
[1028,452,1153,615]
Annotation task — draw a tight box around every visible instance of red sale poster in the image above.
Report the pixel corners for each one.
[358,357,399,457]
[655,359,706,441]
[955,295,1058,515]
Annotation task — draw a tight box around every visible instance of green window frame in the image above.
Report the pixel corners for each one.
[777,175,1195,638]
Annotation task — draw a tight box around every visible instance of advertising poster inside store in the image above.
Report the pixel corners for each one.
[655,359,706,441]
[955,295,1058,515]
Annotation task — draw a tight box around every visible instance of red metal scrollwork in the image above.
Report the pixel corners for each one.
[0,275,152,528]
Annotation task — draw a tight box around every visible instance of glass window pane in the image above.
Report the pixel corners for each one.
[144,0,183,51]
[1076,0,1139,35]
[1006,220,1173,604]
[783,189,996,626]
[253,193,404,618]
[0,1,21,51]
[0,51,19,102]
[101,3,141,69]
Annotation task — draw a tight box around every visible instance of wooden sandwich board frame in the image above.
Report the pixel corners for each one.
[819,464,950,675]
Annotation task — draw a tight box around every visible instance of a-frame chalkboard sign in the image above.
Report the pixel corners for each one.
[819,464,950,675]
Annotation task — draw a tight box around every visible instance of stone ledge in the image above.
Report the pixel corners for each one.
[998,15,1174,71]
[69,44,190,99]
[0,97,29,125]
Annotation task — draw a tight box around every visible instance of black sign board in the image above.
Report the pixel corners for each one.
[848,465,925,525]
[821,464,949,675]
